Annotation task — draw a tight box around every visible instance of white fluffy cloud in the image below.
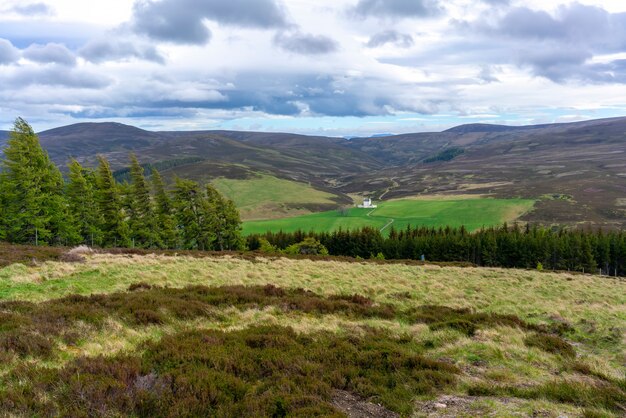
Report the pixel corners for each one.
[1,0,626,135]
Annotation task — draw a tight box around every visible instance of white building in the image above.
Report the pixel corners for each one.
[358,198,377,208]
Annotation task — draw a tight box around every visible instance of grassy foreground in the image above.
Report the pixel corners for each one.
[242,197,535,235]
[0,252,624,416]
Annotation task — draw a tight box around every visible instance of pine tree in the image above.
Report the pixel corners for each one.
[66,159,102,246]
[128,154,159,248]
[205,184,243,250]
[95,155,129,247]
[151,168,178,248]
[580,234,597,273]
[171,178,215,250]
[0,117,78,245]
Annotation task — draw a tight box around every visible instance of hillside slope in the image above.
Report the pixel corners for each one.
[2,116,624,227]
[344,117,626,227]
[0,251,624,416]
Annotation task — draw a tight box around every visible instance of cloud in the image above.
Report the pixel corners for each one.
[273,32,338,55]
[23,43,76,66]
[6,66,111,89]
[0,38,20,65]
[8,2,53,16]
[366,30,413,48]
[481,0,510,5]
[454,3,626,84]
[350,0,441,19]
[79,39,165,64]
[477,66,499,84]
[131,0,289,45]
[4,0,626,134]
[477,3,622,48]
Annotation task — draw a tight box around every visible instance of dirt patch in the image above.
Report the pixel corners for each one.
[414,395,540,417]
[332,390,399,418]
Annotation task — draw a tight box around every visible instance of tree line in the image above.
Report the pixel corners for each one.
[248,224,626,276]
[0,118,243,250]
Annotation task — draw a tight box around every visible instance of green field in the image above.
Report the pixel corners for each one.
[212,174,339,220]
[242,197,535,235]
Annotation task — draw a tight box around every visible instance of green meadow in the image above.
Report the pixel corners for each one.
[212,174,338,220]
[242,197,535,235]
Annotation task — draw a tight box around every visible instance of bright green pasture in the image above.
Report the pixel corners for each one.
[242,198,535,235]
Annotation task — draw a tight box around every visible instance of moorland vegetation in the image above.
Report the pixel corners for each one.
[0,253,623,416]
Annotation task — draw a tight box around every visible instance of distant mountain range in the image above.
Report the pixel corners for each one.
[1,117,625,228]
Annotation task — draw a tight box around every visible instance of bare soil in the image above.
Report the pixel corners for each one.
[331,390,399,418]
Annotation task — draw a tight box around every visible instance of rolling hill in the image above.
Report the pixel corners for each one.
[3,116,625,228]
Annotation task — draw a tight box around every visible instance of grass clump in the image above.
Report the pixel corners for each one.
[0,330,54,358]
[468,380,626,414]
[406,305,563,337]
[524,333,576,358]
[0,326,459,416]
[0,242,64,267]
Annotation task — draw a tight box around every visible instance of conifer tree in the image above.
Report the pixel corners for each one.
[171,178,215,250]
[95,155,129,247]
[151,168,178,248]
[0,118,78,245]
[205,184,243,250]
[128,154,159,248]
[66,159,102,246]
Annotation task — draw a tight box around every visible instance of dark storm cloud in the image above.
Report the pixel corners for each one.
[131,0,289,45]
[273,32,338,55]
[366,30,413,48]
[23,43,76,66]
[0,39,20,65]
[350,0,441,19]
[79,39,165,64]
[9,3,53,16]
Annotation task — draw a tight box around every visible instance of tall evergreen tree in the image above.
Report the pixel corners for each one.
[0,118,78,245]
[66,159,102,246]
[95,155,129,247]
[205,184,243,251]
[151,168,178,248]
[128,154,159,248]
[171,178,215,250]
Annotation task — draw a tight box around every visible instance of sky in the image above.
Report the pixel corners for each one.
[2,0,626,136]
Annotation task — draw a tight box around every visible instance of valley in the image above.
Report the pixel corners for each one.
[2,116,625,230]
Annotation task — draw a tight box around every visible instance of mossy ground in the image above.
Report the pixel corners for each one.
[0,251,624,416]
